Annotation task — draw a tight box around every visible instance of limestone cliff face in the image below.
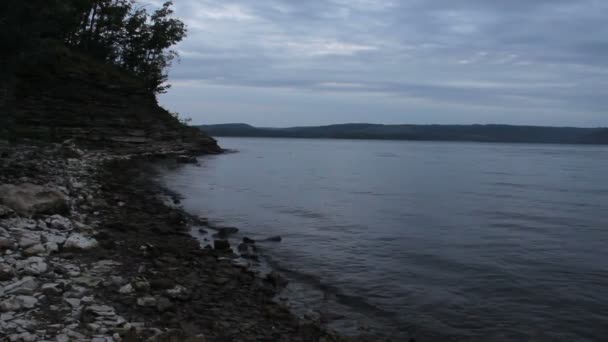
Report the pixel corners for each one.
[5,49,221,153]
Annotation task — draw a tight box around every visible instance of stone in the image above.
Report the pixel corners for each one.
[4,277,39,295]
[43,233,67,245]
[118,284,133,294]
[265,271,288,289]
[17,257,48,275]
[23,244,45,256]
[213,239,230,251]
[136,296,156,307]
[133,280,150,292]
[64,298,81,308]
[18,234,40,249]
[64,233,98,250]
[0,295,38,312]
[0,238,13,250]
[0,183,69,216]
[46,215,71,230]
[0,205,14,218]
[214,227,239,238]
[150,278,174,290]
[73,276,102,287]
[156,297,173,312]
[0,263,14,281]
[56,334,70,342]
[166,285,189,300]
[41,283,64,296]
[242,237,255,244]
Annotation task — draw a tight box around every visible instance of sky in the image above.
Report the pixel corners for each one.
[149,0,608,127]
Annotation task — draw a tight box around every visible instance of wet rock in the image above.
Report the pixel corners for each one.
[242,237,255,244]
[4,276,39,295]
[237,242,248,253]
[262,235,282,242]
[198,228,207,234]
[176,155,197,164]
[0,183,69,216]
[0,263,14,281]
[213,239,230,251]
[265,271,288,289]
[64,233,98,250]
[214,227,239,238]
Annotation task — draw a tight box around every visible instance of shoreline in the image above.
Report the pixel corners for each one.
[0,141,370,341]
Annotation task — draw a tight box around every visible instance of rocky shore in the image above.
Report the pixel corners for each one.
[0,141,367,342]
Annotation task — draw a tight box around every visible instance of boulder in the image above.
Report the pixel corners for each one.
[0,183,69,216]
[213,239,230,251]
[64,233,98,250]
[136,296,157,307]
[0,205,14,218]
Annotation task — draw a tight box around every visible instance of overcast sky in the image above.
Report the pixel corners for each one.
[150,0,607,127]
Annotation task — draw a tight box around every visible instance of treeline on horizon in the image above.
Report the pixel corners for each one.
[1,0,185,93]
[199,123,608,145]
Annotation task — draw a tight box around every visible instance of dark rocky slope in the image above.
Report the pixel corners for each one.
[3,48,220,154]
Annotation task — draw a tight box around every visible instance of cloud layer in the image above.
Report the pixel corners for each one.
[155,0,608,127]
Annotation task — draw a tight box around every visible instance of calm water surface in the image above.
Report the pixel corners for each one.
[161,137,608,341]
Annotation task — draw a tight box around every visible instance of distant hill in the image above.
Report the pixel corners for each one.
[197,123,608,145]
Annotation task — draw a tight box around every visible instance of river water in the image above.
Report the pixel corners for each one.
[161,137,608,341]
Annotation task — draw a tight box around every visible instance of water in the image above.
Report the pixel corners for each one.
[161,137,608,341]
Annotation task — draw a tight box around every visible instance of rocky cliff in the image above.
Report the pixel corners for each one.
[3,48,220,153]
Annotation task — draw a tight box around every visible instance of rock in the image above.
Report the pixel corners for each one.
[18,233,41,248]
[0,183,69,216]
[0,238,13,250]
[156,297,173,312]
[46,215,71,230]
[150,279,174,290]
[0,295,38,312]
[0,263,14,281]
[242,237,255,244]
[136,296,157,307]
[265,271,288,289]
[262,235,282,242]
[23,243,45,256]
[73,276,102,287]
[176,155,197,164]
[0,205,14,218]
[119,283,134,294]
[198,228,207,234]
[133,280,150,292]
[41,283,64,296]
[16,257,48,275]
[56,334,70,342]
[4,277,39,295]
[166,285,189,300]
[214,227,239,238]
[64,233,98,250]
[213,239,230,251]
[64,298,81,308]
[237,242,249,253]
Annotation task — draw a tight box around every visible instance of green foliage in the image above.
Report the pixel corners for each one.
[1,0,186,93]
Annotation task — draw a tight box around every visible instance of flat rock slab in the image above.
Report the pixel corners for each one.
[0,183,69,216]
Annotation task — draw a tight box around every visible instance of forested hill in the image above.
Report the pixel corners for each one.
[198,123,608,145]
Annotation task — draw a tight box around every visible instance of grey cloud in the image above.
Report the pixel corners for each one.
[153,0,608,127]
